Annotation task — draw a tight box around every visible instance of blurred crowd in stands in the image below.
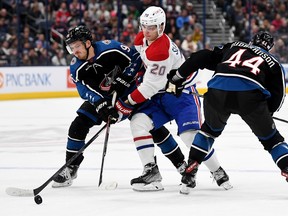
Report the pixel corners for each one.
[0,0,288,67]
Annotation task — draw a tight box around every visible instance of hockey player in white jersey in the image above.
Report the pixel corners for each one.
[114,6,232,193]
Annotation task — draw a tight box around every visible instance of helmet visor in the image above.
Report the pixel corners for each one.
[66,41,84,54]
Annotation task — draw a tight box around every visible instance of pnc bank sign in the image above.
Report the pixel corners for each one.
[0,71,51,88]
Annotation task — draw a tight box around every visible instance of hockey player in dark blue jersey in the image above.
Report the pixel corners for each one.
[167,31,288,192]
[52,25,143,187]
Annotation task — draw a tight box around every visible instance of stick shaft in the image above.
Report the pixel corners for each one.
[33,123,107,195]
[273,116,288,124]
[98,92,117,186]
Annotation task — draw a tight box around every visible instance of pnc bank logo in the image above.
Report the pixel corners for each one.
[0,72,4,88]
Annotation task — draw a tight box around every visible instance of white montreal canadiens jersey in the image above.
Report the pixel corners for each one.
[131,32,194,104]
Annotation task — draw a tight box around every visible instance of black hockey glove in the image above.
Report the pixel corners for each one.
[166,69,186,97]
[94,98,119,124]
[109,74,133,97]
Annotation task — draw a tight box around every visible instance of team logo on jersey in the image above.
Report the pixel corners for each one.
[99,65,121,91]
[102,40,111,45]
[71,57,77,65]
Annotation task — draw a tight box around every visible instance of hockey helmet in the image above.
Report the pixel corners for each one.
[140,6,166,36]
[65,25,92,45]
[251,31,274,51]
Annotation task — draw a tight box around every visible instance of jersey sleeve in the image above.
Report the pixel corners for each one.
[122,46,143,78]
[70,58,103,104]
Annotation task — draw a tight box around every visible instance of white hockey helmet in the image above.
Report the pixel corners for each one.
[140,6,166,37]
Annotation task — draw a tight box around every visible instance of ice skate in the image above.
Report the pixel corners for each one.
[52,165,79,188]
[211,166,233,190]
[281,167,288,182]
[131,162,164,192]
[180,160,198,195]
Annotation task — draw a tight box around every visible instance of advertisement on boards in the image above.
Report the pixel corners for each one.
[0,67,77,100]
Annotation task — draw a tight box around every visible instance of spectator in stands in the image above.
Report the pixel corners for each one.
[92,24,110,41]
[0,17,8,36]
[176,9,193,29]
[95,3,111,25]
[30,0,45,16]
[69,0,86,21]
[55,1,71,24]
[20,26,34,45]
[271,13,284,31]
[165,13,180,40]
[179,21,193,41]
[126,4,140,20]
[101,0,114,11]
[186,2,198,24]
[22,41,33,56]
[120,23,136,47]
[22,53,32,66]
[278,18,288,34]
[29,3,46,30]
[278,2,288,18]
[0,40,10,66]
[181,34,197,58]
[35,33,49,50]
[122,12,138,30]
[21,38,49,66]
[51,17,68,44]
[51,48,67,66]
[108,10,118,29]
[273,38,288,63]
[191,23,203,44]
[87,0,99,22]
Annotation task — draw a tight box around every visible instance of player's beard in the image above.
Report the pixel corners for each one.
[75,50,88,60]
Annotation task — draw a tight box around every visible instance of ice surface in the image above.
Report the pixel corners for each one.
[1,97,287,216]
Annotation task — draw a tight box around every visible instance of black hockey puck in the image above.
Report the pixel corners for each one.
[34,195,43,205]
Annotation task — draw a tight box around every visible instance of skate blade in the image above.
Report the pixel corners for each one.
[51,180,73,188]
[220,181,233,190]
[132,182,164,192]
[179,184,190,195]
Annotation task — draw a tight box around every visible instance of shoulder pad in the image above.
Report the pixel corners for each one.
[146,35,169,61]
[134,32,144,46]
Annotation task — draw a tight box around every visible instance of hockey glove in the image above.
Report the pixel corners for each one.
[109,74,133,97]
[94,98,119,124]
[166,69,186,97]
[115,98,134,122]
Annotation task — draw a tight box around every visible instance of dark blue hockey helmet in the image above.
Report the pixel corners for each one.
[65,25,92,45]
[251,31,274,51]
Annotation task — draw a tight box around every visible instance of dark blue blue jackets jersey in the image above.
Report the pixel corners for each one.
[177,41,286,113]
[69,39,142,104]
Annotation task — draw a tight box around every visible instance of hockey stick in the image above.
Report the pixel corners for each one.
[6,123,107,203]
[98,117,112,187]
[184,90,204,98]
[272,116,288,124]
[98,92,117,188]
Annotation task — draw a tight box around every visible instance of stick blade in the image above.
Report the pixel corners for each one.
[98,181,118,190]
[6,187,34,197]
